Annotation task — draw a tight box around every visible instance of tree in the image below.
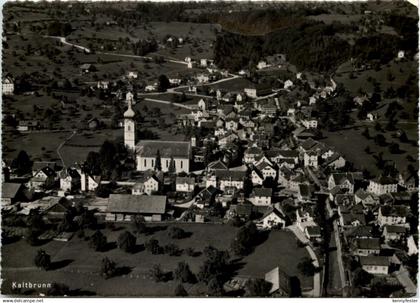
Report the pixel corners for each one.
[149,264,165,282]
[389,143,400,154]
[168,226,186,239]
[145,238,161,254]
[89,230,107,252]
[174,284,188,296]
[174,261,195,283]
[100,257,116,279]
[230,221,258,256]
[133,215,148,234]
[197,246,230,283]
[374,134,387,146]
[157,74,170,92]
[154,149,162,171]
[117,231,136,253]
[168,156,176,173]
[11,150,32,175]
[207,278,224,296]
[244,278,272,297]
[34,250,51,270]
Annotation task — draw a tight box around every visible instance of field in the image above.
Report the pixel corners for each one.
[1,224,312,296]
[320,123,418,175]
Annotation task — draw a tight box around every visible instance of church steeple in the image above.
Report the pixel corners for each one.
[124,94,136,150]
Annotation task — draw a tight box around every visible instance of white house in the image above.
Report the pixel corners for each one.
[176,176,195,192]
[284,79,293,89]
[367,176,398,195]
[127,71,138,79]
[360,256,389,275]
[80,173,101,192]
[378,205,408,227]
[251,188,272,206]
[304,151,318,167]
[258,208,286,229]
[132,176,160,195]
[59,168,80,192]
[328,173,355,194]
[2,76,14,95]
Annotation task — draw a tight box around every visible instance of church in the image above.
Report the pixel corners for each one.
[124,96,191,173]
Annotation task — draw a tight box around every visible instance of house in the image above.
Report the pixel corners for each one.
[2,76,14,95]
[304,151,318,167]
[176,176,195,193]
[200,58,208,67]
[127,71,138,79]
[106,194,167,222]
[244,146,263,164]
[354,189,379,208]
[59,167,81,192]
[80,172,101,192]
[207,160,228,172]
[328,173,355,194]
[353,238,381,256]
[360,256,389,275]
[251,187,272,206]
[132,175,160,195]
[195,186,221,209]
[305,226,321,242]
[296,205,316,231]
[29,166,56,191]
[378,205,409,227]
[227,203,254,221]
[80,63,95,74]
[284,79,293,89]
[136,141,191,173]
[17,120,40,132]
[196,73,210,84]
[367,176,398,195]
[398,171,418,192]
[251,168,265,186]
[97,81,109,89]
[43,198,72,220]
[258,207,286,229]
[323,153,346,169]
[243,83,272,98]
[265,267,292,296]
[1,182,23,206]
[383,225,406,242]
[214,170,247,190]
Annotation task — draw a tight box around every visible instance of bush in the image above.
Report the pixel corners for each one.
[174,284,188,296]
[117,231,136,253]
[164,243,182,256]
[145,238,161,254]
[89,230,107,252]
[168,226,186,239]
[174,261,195,283]
[100,257,116,279]
[34,250,51,270]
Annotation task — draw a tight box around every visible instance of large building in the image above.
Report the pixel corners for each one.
[136,140,191,173]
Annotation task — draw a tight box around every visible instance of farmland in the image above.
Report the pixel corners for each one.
[1,224,312,296]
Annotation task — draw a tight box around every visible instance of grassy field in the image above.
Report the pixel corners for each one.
[335,60,418,96]
[320,123,418,175]
[1,224,311,296]
[238,230,313,290]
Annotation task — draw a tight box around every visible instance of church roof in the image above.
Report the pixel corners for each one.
[136,140,191,159]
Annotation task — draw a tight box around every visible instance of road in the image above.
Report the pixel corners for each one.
[56,131,77,168]
[286,225,321,297]
[143,97,193,110]
[45,35,91,53]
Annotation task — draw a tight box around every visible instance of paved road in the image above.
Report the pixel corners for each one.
[45,35,91,53]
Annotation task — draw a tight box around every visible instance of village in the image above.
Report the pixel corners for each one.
[1,1,418,299]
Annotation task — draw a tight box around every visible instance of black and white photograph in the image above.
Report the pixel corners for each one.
[0,0,419,299]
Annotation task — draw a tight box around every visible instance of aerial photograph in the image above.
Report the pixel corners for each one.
[0,0,418,299]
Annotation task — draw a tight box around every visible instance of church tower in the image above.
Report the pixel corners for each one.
[124,97,136,151]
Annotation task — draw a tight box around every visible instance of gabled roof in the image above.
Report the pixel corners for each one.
[207,160,228,170]
[2,182,22,199]
[215,170,246,181]
[176,176,195,185]
[261,207,285,221]
[384,225,406,234]
[254,187,272,197]
[360,256,389,267]
[331,173,354,185]
[380,205,409,217]
[306,225,321,236]
[356,238,381,250]
[108,194,166,214]
[265,266,291,295]
[372,176,398,185]
[136,140,191,158]
[300,138,318,151]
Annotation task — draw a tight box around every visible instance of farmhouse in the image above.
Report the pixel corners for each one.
[106,194,167,222]
[251,187,272,206]
[59,167,81,192]
[176,176,195,192]
[136,141,191,173]
[360,256,390,275]
[259,207,286,229]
